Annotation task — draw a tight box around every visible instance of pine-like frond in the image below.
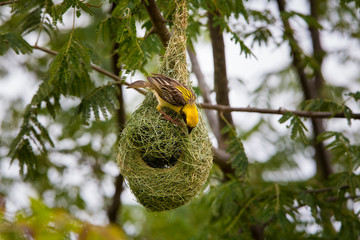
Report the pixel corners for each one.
[98,6,144,72]
[76,84,118,126]
[49,37,93,97]
[279,112,309,144]
[2,2,54,37]
[301,99,353,125]
[52,0,93,23]
[9,37,95,177]
[222,125,249,178]
[0,33,32,55]
[8,104,54,177]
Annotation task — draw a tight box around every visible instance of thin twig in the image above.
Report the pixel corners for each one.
[0,1,15,6]
[85,2,103,8]
[144,27,156,39]
[30,45,360,121]
[31,45,147,95]
[187,47,221,143]
[199,103,360,120]
[276,0,333,179]
[305,185,349,194]
[208,10,234,149]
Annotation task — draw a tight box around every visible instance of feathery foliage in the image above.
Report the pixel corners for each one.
[301,99,353,125]
[222,125,249,178]
[279,112,309,144]
[76,84,118,125]
[0,33,32,55]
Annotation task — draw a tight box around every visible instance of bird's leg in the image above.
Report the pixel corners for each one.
[158,110,184,126]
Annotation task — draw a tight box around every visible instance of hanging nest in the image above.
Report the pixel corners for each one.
[117,0,213,212]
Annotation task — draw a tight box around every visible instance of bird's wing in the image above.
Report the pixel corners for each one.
[147,74,187,106]
[175,86,196,104]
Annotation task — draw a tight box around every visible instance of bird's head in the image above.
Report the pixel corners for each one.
[181,104,198,134]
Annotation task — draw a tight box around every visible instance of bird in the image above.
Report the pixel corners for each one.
[127,73,199,134]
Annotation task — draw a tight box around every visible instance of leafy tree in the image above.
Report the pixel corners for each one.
[0,0,360,239]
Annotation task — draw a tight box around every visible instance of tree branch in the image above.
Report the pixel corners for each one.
[307,0,333,179]
[309,0,326,92]
[107,174,124,223]
[199,103,360,120]
[213,147,233,176]
[29,45,360,123]
[0,1,15,6]
[305,185,348,194]
[106,29,126,223]
[32,45,147,95]
[208,10,234,149]
[276,0,333,179]
[142,0,171,47]
[187,47,221,143]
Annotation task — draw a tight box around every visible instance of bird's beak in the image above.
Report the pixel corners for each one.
[187,126,194,134]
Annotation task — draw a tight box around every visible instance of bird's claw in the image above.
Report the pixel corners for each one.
[158,110,184,126]
[161,116,184,126]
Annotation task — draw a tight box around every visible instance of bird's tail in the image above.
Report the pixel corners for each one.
[127,80,150,89]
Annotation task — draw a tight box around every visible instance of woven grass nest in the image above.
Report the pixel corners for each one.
[117,0,212,212]
[117,94,212,211]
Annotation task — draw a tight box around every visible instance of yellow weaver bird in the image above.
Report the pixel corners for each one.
[127,73,199,133]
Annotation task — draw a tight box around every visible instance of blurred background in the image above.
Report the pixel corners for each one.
[0,0,360,239]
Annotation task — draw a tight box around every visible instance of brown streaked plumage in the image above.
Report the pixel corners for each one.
[127,73,198,133]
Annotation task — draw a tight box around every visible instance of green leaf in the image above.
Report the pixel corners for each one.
[49,37,93,97]
[224,126,249,178]
[346,91,360,101]
[76,84,118,125]
[98,10,145,71]
[7,36,95,177]
[228,28,256,58]
[278,112,293,124]
[0,33,32,55]
[289,11,323,29]
[77,1,93,16]
[279,113,308,144]
[317,131,359,171]
[301,99,353,125]
[340,0,360,8]
[10,138,38,177]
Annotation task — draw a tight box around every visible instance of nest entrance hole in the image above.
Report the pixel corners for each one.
[132,121,185,169]
[141,149,181,168]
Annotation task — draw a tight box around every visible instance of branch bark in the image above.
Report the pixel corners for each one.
[213,147,233,176]
[187,47,221,143]
[199,103,360,119]
[276,0,333,179]
[0,1,15,6]
[106,37,126,223]
[208,10,234,149]
[32,46,360,120]
[307,0,333,179]
[309,0,326,92]
[107,174,124,223]
[32,45,147,95]
[142,0,171,47]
